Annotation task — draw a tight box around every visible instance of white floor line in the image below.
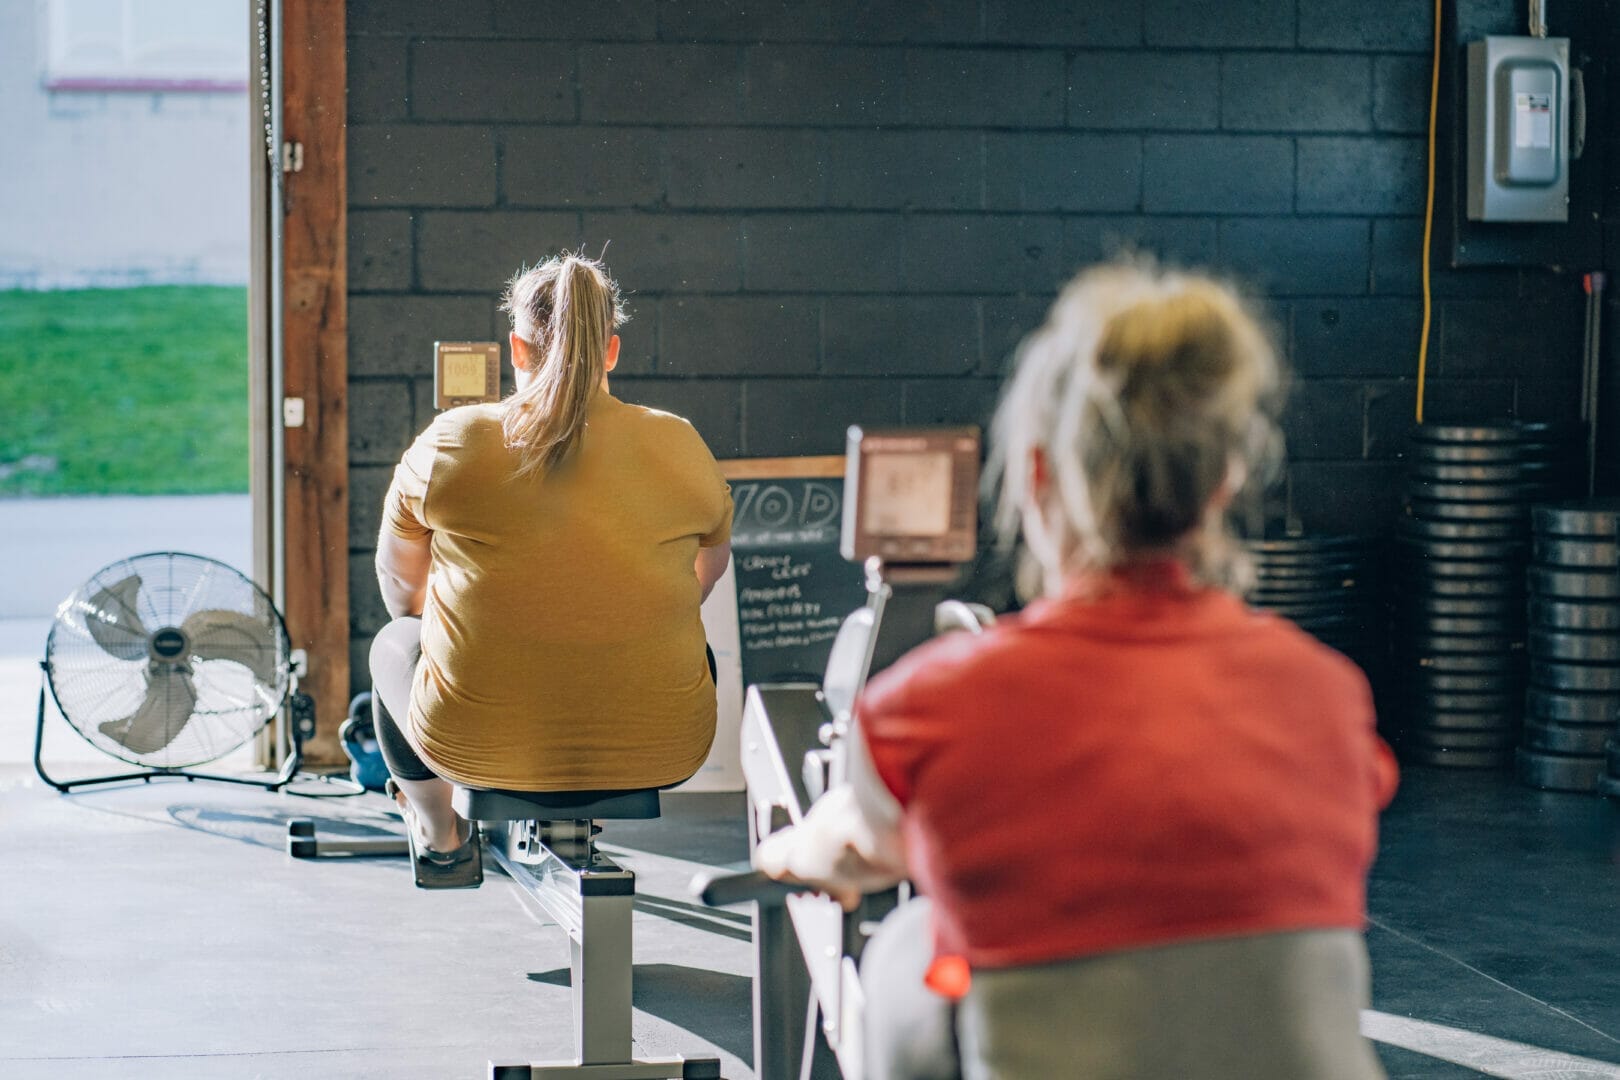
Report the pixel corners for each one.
[1369,916,1620,1048]
[1362,1011,1620,1078]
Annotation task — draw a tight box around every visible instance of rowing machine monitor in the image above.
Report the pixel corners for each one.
[841,426,979,568]
[433,340,502,410]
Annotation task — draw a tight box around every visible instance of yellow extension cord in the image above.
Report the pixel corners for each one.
[1416,0,1441,423]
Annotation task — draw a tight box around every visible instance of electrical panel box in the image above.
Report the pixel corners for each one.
[1466,36,1569,222]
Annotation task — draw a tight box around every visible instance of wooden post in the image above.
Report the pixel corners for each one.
[280,0,348,765]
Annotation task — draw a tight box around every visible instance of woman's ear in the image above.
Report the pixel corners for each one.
[604,333,621,373]
[509,330,534,371]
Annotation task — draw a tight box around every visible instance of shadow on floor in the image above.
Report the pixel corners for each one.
[529,963,754,1063]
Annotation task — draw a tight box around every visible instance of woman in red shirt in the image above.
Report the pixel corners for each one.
[757,261,1398,1079]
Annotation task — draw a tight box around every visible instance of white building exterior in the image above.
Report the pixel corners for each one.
[1,0,251,288]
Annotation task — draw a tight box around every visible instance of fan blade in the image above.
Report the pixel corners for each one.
[98,666,198,756]
[181,608,280,686]
[83,575,151,662]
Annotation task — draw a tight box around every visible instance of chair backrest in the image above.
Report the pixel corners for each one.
[453,786,661,823]
[822,606,878,722]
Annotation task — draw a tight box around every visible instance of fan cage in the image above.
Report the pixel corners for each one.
[45,552,292,769]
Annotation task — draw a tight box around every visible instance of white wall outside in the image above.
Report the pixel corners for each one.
[0,0,251,289]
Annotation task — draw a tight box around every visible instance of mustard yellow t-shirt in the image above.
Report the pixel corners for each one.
[380,392,733,791]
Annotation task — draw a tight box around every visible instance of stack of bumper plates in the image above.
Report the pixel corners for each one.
[1245,534,1382,685]
[1391,422,1581,768]
[1524,500,1620,792]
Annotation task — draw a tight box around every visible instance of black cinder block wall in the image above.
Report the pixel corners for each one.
[345,0,1613,669]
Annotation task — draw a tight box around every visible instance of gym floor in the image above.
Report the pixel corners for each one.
[4,762,1619,1079]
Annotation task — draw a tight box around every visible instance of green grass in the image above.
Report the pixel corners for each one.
[0,286,249,496]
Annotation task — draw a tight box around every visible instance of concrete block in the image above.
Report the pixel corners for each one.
[349,211,413,292]
[985,1,1141,46]
[742,378,901,456]
[612,300,658,376]
[346,34,408,123]
[902,378,1003,427]
[417,212,582,293]
[348,295,499,378]
[410,41,575,122]
[502,127,662,208]
[1144,0,1293,47]
[350,552,390,636]
[1299,0,1433,51]
[1064,216,1217,269]
[666,128,826,208]
[1439,296,1583,377]
[903,214,1065,295]
[744,46,906,125]
[583,213,744,292]
[905,49,1064,128]
[1068,51,1218,131]
[1291,298,1424,378]
[660,0,980,43]
[1419,378,1515,421]
[347,465,396,550]
[348,379,417,467]
[349,0,492,36]
[984,133,1140,212]
[1285,461,1403,534]
[1280,380,1364,460]
[658,296,819,376]
[1362,379,1417,458]
[823,297,979,376]
[1298,137,1425,215]
[1142,135,1292,214]
[1219,218,1371,297]
[1374,56,1430,134]
[580,45,745,124]
[745,214,903,293]
[349,125,496,208]
[1371,219,1524,297]
[824,130,982,210]
[982,296,1056,373]
[494,0,657,40]
[1222,54,1372,132]
[610,378,744,458]
[1514,378,1582,423]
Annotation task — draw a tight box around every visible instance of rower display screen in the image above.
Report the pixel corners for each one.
[841,426,979,565]
[433,341,502,409]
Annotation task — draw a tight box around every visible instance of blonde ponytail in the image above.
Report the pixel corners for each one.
[988,259,1283,593]
[498,254,627,476]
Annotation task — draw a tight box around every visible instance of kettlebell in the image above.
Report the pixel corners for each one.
[339,691,391,793]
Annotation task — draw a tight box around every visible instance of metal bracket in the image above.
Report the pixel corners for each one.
[281,140,304,174]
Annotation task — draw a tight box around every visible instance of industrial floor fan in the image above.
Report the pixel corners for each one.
[35,552,300,792]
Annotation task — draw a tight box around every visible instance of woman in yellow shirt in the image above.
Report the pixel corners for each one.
[371,253,733,881]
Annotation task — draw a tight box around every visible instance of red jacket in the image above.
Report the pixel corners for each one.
[860,560,1398,969]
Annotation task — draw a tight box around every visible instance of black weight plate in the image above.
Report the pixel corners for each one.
[1397,579,1523,600]
[1409,424,1535,445]
[1528,598,1620,631]
[1404,728,1520,751]
[1407,461,1551,484]
[1245,536,1373,556]
[1402,652,1520,674]
[1532,499,1620,537]
[1404,671,1523,694]
[1522,719,1613,755]
[1527,566,1620,599]
[1252,562,1365,581]
[1406,499,1531,523]
[1249,589,1360,608]
[1395,633,1521,655]
[1406,690,1522,713]
[1516,748,1605,792]
[1400,745,1513,768]
[1399,709,1518,731]
[1524,687,1620,723]
[1402,559,1523,579]
[1396,615,1521,638]
[1528,630,1620,663]
[1405,595,1527,618]
[1394,517,1527,541]
[1530,660,1620,692]
[1412,443,1555,464]
[1394,536,1529,562]
[1533,537,1620,568]
[1406,480,1552,504]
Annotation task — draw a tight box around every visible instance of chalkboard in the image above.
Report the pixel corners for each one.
[722,457,870,687]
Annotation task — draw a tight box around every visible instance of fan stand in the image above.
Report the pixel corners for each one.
[31,661,304,794]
